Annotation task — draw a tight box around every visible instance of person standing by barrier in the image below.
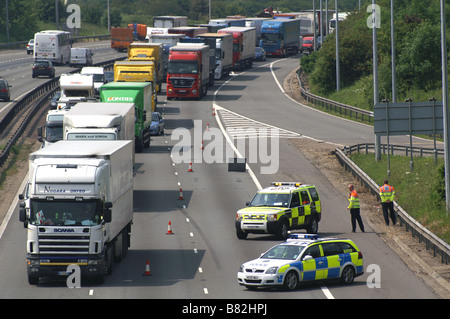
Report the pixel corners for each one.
[347,184,365,232]
[380,179,396,226]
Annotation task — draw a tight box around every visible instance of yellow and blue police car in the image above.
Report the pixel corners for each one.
[235,182,321,240]
[237,234,364,290]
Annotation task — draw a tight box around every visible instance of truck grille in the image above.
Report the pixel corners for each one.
[169,77,194,88]
[38,230,90,255]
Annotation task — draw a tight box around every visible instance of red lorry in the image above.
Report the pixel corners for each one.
[218,27,255,71]
[166,43,210,100]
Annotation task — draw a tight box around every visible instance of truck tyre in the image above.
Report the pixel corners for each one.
[105,243,114,276]
[28,275,39,285]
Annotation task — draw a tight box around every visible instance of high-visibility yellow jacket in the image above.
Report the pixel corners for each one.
[348,190,360,209]
[380,184,395,202]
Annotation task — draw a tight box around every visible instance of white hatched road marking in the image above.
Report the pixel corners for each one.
[216,106,302,139]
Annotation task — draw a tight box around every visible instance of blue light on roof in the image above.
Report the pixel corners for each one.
[288,234,319,240]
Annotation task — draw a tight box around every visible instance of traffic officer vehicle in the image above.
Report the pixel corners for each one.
[235,182,321,239]
[237,234,364,290]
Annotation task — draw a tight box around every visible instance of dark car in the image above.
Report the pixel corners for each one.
[32,60,55,78]
[0,78,12,102]
[254,47,267,61]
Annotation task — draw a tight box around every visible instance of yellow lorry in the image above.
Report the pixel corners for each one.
[114,60,158,105]
[127,42,164,92]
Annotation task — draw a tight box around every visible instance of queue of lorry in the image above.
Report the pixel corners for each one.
[19,10,331,285]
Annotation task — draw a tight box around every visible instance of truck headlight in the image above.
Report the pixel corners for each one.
[266,267,278,274]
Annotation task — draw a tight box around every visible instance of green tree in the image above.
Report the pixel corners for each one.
[397,21,442,92]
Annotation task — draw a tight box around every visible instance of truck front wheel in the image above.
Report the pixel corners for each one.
[28,275,39,285]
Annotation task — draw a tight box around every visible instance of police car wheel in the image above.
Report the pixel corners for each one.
[340,266,355,285]
[236,228,248,239]
[283,271,299,290]
[277,221,289,240]
[306,217,319,234]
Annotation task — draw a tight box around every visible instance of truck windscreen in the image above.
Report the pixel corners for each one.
[168,61,198,74]
[29,199,102,226]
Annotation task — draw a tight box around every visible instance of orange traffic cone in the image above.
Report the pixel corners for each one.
[143,259,152,276]
[188,162,193,172]
[201,140,204,150]
[206,122,210,131]
[178,188,184,200]
[166,221,174,235]
[212,107,216,116]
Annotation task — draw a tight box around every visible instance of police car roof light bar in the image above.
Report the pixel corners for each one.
[271,182,302,187]
[288,233,319,240]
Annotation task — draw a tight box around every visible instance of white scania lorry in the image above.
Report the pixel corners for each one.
[19,140,134,284]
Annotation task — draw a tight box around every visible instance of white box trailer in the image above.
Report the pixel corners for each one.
[19,140,134,285]
[153,16,188,28]
[218,27,256,70]
[198,33,233,79]
[63,102,135,165]
[245,17,272,45]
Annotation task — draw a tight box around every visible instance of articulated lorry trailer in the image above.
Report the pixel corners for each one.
[127,43,164,93]
[113,60,158,105]
[260,19,300,57]
[100,82,153,152]
[19,140,134,285]
[218,27,255,70]
[63,102,136,163]
[153,16,188,28]
[197,33,233,80]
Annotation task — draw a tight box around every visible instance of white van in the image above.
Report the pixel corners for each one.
[70,48,94,67]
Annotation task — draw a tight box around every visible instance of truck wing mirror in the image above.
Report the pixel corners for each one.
[19,208,26,223]
[103,208,112,223]
[37,126,43,142]
[103,201,112,223]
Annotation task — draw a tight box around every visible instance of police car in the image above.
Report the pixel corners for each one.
[237,234,364,290]
[235,182,321,239]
